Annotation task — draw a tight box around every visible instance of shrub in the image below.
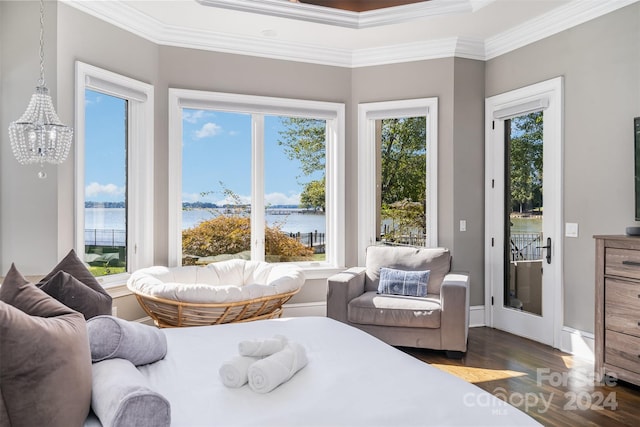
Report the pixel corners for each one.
[182,216,313,263]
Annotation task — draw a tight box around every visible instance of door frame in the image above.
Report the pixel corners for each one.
[484,77,564,348]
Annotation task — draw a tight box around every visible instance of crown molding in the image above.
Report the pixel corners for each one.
[62,0,639,68]
[196,0,484,29]
[351,37,485,67]
[159,24,354,67]
[485,0,638,60]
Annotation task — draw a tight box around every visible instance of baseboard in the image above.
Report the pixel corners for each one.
[134,316,154,325]
[559,326,595,362]
[283,301,327,317]
[469,305,485,327]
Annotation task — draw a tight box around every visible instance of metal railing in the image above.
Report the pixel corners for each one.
[288,231,325,253]
[510,232,542,261]
[85,229,126,247]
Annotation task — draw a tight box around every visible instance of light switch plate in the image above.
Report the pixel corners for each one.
[460,220,467,232]
[565,222,578,238]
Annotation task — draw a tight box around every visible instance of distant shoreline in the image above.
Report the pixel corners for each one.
[85,202,308,210]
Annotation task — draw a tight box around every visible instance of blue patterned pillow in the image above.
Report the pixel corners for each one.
[377,267,430,297]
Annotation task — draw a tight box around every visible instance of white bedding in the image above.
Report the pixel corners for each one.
[85,317,540,427]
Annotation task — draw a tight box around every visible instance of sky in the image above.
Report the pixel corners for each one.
[84,90,322,206]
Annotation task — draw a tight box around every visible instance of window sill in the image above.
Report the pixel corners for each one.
[103,282,131,298]
[298,264,345,280]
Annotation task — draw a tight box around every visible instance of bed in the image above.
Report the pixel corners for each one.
[84,316,540,427]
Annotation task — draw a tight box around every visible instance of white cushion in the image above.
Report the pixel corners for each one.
[127,260,305,303]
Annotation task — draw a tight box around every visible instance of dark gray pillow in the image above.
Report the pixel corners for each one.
[87,315,167,366]
[91,358,171,427]
[0,263,92,427]
[37,249,112,319]
[377,267,430,297]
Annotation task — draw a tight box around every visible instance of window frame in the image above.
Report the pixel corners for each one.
[74,61,155,287]
[357,98,438,265]
[168,89,345,275]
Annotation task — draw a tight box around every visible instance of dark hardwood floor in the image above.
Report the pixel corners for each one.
[401,327,640,426]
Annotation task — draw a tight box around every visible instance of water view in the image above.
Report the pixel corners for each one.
[85,207,326,246]
[510,216,542,234]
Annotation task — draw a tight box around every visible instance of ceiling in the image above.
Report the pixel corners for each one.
[63,0,637,67]
[295,0,429,12]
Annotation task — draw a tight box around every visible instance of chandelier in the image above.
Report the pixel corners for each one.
[8,0,73,178]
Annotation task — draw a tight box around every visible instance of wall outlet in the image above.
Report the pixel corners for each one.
[459,220,467,232]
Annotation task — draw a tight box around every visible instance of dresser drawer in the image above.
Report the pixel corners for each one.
[605,330,640,375]
[605,278,640,338]
[605,248,640,280]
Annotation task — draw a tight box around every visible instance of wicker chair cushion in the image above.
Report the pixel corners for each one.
[128,260,305,304]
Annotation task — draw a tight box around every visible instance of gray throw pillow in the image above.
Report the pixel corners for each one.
[91,358,171,427]
[87,315,167,366]
[377,267,430,297]
[0,263,92,427]
[37,249,112,319]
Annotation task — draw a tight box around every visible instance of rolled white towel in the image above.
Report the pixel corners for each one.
[238,335,288,357]
[219,355,259,388]
[248,342,308,394]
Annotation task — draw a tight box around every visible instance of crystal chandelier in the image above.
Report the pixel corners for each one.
[8,0,73,178]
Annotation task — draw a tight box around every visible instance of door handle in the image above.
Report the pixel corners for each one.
[536,237,552,264]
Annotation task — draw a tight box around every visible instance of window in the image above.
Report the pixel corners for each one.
[168,90,345,271]
[75,62,154,285]
[357,98,438,265]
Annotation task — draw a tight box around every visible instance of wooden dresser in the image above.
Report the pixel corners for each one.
[594,235,640,386]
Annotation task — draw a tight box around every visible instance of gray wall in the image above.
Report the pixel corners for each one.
[2,1,640,333]
[55,3,160,261]
[155,46,352,267]
[351,58,486,304]
[1,0,59,275]
[485,3,640,332]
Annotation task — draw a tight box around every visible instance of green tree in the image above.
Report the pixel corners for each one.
[278,117,327,210]
[380,117,427,206]
[278,116,429,243]
[278,118,326,177]
[509,112,543,213]
[300,178,325,212]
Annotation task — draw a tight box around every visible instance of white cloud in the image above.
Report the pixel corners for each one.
[84,94,102,107]
[265,192,300,206]
[214,194,251,206]
[194,122,222,139]
[182,192,202,203]
[183,110,208,124]
[85,182,124,198]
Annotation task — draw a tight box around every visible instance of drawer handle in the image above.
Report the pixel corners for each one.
[622,260,640,267]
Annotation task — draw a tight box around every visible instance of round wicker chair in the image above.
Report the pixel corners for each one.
[127,260,305,327]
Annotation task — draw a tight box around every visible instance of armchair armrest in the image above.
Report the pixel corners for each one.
[326,267,366,323]
[440,272,470,352]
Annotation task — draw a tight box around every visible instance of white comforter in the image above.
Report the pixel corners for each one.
[85,317,540,427]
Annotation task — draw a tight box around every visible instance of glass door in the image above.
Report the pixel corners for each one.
[504,112,544,317]
[485,77,563,347]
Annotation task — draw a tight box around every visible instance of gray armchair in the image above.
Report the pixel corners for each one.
[327,246,469,357]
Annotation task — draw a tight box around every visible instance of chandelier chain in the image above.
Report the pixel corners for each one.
[38,0,45,86]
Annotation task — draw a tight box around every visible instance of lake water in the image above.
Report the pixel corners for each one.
[510,216,542,234]
[85,208,326,234]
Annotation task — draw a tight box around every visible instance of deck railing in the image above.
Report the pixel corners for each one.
[85,228,126,247]
[510,232,543,261]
